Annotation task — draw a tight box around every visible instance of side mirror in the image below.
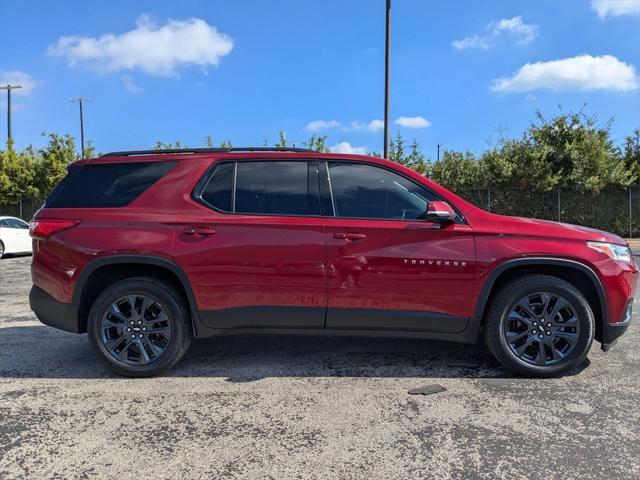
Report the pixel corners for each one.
[425,201,456,224]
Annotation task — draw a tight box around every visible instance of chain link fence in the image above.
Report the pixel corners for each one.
[456,186,640,238]
[0,199,44,222]
[1,187,639,238]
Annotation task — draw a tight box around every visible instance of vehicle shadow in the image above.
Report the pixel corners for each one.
[0,324,481,380]
[0,252,32,260]
[0,324,591,381]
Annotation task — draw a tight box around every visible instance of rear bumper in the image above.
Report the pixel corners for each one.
[29,285,81,333]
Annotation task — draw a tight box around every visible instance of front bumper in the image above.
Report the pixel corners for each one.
[601,300,633,351]
[29,285,81,333]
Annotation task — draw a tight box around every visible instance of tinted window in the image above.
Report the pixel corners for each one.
[328,162,437,220]
[6,218,28,229]
[0,220,7,226]
[45,162,176,208]
[199,162,233,211]
[235,161,319,216]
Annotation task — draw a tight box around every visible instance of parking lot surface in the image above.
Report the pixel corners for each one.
[1,255,639,479]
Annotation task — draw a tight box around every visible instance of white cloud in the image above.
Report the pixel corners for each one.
[367,119,385,131]
[453,16,538,50]
[394,116,431,128]
[47,15,234,76]
[329,142,368,155]
[0,70,36,95]
[491,54,639,93]
[305,120,340,132]
[306,119,384,132]
[591,0,640,18]
[345,119,384,132]
[122,75,143,94]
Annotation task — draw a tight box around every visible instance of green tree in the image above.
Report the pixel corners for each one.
[83,140,97,158]
[275,131,287,148]
[34,133,77,196]
[429,150,482,190]
[0,139,39,204]
[304,134,329,153]
[521,111,632,191]
[622,128,640,183]
[387,132,406,164]
[387,133,428,174]
[153,140,188,150]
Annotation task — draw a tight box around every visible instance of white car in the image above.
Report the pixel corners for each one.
[0,216,32,258]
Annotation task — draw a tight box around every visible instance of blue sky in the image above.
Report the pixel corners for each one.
[1,0,639,157]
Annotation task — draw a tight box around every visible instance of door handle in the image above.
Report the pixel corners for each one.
[184,225,216,236]
[334,232,367,241]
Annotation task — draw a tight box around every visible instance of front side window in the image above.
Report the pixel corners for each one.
[328,162,437,220]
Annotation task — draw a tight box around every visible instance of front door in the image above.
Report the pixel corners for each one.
[322,161,475,333]
[174,159,327,329]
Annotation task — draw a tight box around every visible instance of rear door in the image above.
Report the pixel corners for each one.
[174,159,327,329]
[321,161,476,333]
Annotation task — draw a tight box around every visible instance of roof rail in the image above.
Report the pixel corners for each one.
[100,147,316,157]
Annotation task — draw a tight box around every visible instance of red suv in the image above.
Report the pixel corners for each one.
[29,148,637,377]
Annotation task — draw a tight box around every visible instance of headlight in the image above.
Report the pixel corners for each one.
[587,241,632,263]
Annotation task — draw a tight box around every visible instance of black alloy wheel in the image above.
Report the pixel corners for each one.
[503,292,580,366]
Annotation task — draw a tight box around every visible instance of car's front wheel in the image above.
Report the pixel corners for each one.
[87,277,192,377]
[484,274,595,377]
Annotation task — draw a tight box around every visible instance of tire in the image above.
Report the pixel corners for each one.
[484,274,595,378]
[87,277,192,377]
[0,240,4,258]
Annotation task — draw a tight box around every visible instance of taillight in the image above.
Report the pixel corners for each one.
[29,219,80,240]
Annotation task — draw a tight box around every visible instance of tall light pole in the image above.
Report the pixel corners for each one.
[383,0,391,158]
[0,84,22,142]
[69,97,91,156]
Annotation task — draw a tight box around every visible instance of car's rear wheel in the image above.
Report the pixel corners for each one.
[484,274,594,377]
[87,277,192,377]
[0,240,5,258]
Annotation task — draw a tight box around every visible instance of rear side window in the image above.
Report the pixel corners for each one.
[199,162,233,212]
[235,161,318,216]
[45,161,176,208]
[6,218,28,228]
[196,161,320,216]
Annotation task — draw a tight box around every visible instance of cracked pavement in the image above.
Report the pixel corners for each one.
[1,255,639,479]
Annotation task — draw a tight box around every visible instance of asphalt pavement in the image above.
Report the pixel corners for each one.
[1,255,639,479]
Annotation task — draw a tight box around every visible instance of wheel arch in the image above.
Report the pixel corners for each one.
[74,255,200,334]
[474,258,607,343]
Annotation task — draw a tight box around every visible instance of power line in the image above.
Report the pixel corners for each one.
[0,84,23,142]
[69,97,91,156]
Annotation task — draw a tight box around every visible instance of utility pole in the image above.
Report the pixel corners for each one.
[0,84,22,142]
[69,97,91,156]
[437,143,441,161]
[383,0,391,158]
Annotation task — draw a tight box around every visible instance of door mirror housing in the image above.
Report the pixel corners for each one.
[425,201,456,224]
